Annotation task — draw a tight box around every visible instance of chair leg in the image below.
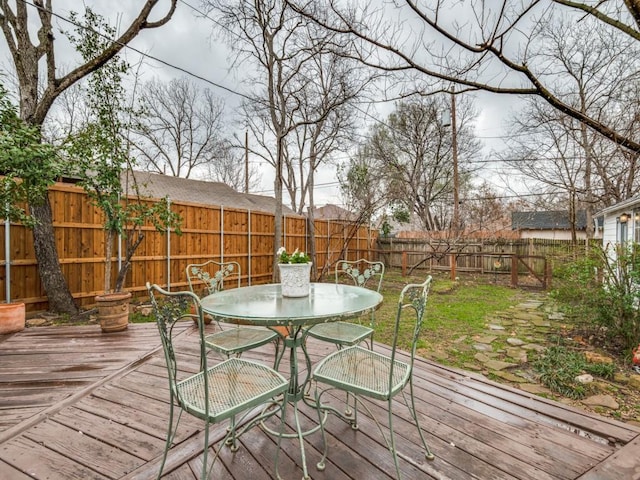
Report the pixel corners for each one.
[314,387,329,472]
[406,379,435,461]
[201,418,211,480]
[158,398,176,480]
[388,398,402,480]
[273,397,289,480]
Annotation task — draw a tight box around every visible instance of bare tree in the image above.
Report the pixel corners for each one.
[202,138,261,191]
[132,76,227,178]
[202,0,368,279]
[290,1,640,154]
[0,0,177,314]
[502,14,640,238]
[363,96,481,231]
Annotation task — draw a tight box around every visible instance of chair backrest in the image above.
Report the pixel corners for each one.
[335,259,385,292]
[388,276,433,383]
[186,260,241,297]
[146,282,208,409]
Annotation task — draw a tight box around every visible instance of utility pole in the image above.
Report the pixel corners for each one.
[450,86,460,232]
[245,130,249,193]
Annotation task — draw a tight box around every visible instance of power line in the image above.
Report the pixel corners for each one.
[20,0,253,101]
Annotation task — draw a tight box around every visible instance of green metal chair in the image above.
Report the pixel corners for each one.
[186,260,279,358]
[306,258,384,348]
[146,283,289,480]
[312,276,435,479]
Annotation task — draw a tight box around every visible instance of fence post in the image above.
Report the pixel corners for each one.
[248,209,252,286]
[511,255,518,287]
[450,253,456,281]
[544,259,552,289]
[4,215,10,302]
[166,197,171,290]
[402,251,407,276]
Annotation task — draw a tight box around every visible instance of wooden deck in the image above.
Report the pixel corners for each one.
[1,322,639,480]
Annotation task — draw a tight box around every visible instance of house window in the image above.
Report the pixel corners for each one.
[635,210,640,243]
[618,217,628,243]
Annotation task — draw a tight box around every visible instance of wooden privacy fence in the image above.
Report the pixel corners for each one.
[1,183,377,312]
[376,237,583,289]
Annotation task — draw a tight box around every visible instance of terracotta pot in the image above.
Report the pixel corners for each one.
[95,292,131,333]
[0,302,26,334]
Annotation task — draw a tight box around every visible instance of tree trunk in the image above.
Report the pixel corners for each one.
[30,200,78,315]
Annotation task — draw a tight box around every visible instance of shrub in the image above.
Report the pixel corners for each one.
[552,244,640,352]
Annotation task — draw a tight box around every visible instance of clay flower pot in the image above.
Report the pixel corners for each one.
[95,292,131,333]
[0,302,26,334]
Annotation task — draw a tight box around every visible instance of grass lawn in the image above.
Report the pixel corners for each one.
[371,269,524,357]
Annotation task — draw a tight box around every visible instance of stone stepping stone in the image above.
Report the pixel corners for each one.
[531,319,552,327]
[487,324,505,331]
[474,353,491,363]
[484,359,517,371]
[506,348,528,363]
[517,301,544,309]
[473,343,493,352]
[492,371,527,383]
[514,312,545,322]
[522,343,546,352]
[506,338,525,346]
[463,362,482,371]
[548,312,565,321]
[475,335,498,344]
[581,394,619,410]
[520,383,553,395]
[453,335,468,344]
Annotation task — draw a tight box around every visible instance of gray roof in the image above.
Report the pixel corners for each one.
[312,204,357,221]
[511,210,589,230]
[122,171,299,216]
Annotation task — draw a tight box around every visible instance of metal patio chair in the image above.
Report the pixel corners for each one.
[146,283,289,480]
[186,260,280,359]
[306,259,384,349]
[311,276,435,479]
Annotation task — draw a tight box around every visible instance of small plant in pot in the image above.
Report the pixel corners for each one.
[63,20,181,332]
[277,248,312,297]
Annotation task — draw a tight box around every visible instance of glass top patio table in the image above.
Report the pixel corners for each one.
[199,282,383,328]
[200,282,383,479]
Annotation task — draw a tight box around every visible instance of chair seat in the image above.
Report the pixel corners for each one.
[306,321,373,346]
[205,327,279,356]
[313,345,410,401]
[177,357,288,423]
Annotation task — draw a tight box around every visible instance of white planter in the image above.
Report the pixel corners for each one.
[278,263,312,297]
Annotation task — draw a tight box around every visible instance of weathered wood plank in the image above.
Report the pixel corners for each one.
[576,435,640,480]
[1,323,639,480]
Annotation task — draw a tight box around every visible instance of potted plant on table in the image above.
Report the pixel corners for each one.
[277,247,312,297]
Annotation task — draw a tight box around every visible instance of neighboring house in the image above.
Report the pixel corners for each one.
[511,210,601,240]
[123,170,299,216]
[596,196,640,247]
[311,204,358,221]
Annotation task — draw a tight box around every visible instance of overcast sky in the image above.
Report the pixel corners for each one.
[0,0,521,207]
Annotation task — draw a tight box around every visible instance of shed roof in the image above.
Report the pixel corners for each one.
[312,204,357,221]
[123,171,298,216]
[511,210,588,230]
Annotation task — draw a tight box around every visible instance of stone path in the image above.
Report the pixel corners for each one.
[454,292,640,423]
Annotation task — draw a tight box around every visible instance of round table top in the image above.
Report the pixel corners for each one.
[200,282,383,327]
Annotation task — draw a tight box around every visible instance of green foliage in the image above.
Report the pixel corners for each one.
[277,247,310,264]
[0,85,59,225]
[532,345,614,399]
[61,9,181,293]
[380,219,392,237]
[551,244,640,351]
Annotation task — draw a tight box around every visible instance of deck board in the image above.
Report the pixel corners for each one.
[1,323,639,480]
